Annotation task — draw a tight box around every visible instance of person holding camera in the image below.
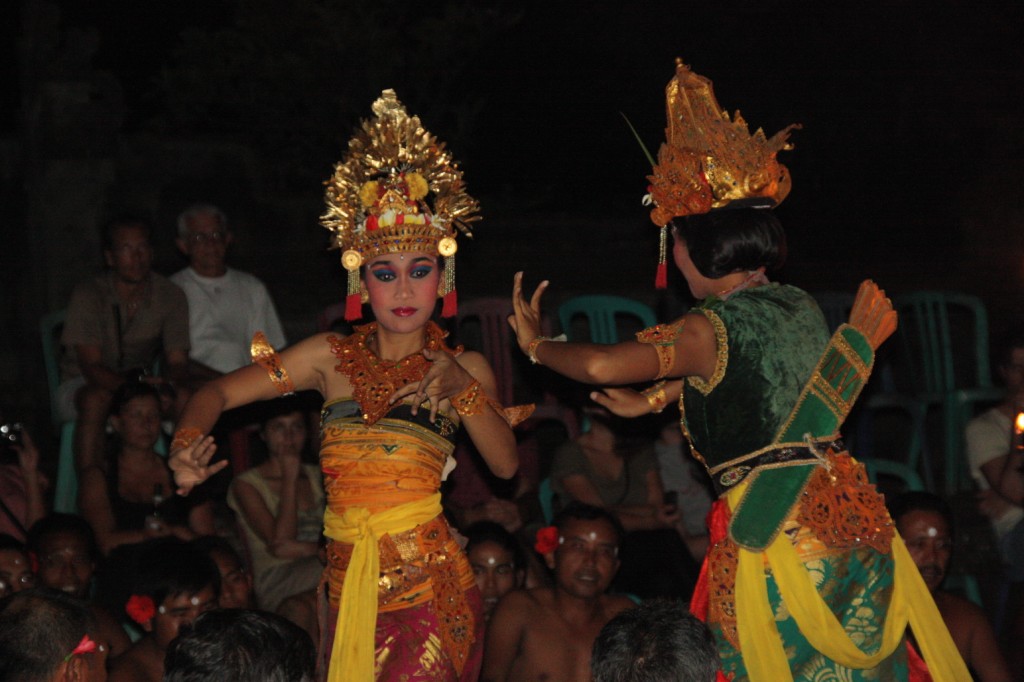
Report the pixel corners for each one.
[58,215,191,473]
[0,422,46,542]
[79,382,214,554]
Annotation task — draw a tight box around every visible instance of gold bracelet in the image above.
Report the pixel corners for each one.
[527,336,549,365]
[171,427,203,451]
[642,381,669,414]
[451,380,487,417]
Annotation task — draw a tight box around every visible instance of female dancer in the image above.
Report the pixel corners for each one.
[170,90,519,682]
[508,60,968,682]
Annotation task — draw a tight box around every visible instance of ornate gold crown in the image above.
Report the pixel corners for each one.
[321,90,480,319]
[647,58,798,227]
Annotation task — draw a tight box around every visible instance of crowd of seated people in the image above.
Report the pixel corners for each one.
[6,209,1024,681]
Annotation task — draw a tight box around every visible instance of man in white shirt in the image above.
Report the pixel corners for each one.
[965,332,1024,576]
[171,204,287,381]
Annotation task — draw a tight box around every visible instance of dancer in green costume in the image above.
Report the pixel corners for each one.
[508,59,969,682]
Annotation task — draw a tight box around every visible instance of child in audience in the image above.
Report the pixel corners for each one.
[0,534,36,597]
[27,513,131,658]
[192,535,256,609]
[108,538,219,682]
[464,521,527,622]
[0,588,108,682]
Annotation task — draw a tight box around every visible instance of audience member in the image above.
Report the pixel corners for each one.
[0,534,37,597]
[890,491,1012,682]
[591,598,720,682]
[549,408,697,599]
[0,421,47,541]
[170,203,286,381]
[108,538,219,682]
[653,418,712,562]
[967,331,1024,576]
[227,398,324,611]
[163,608,315,682]
[481,503,635,682]
[79,382,214,554]
[191,535,256,609]
[464,521,527,622]
[27,513,131,658]
[58,215,190,472]
[0,588,108,682]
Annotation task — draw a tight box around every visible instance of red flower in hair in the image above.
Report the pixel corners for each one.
[65,634,97,661]
[534,525,560,554]
[125,594,156,625]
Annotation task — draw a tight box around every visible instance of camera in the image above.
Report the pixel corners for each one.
[0,422,23,446]
[0,423,24,463]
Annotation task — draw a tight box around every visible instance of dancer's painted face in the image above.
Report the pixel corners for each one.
[364,252,441,333]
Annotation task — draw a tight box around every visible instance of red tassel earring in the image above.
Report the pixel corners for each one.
[655,224,668,289]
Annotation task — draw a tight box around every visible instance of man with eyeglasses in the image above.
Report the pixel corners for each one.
[171,204,286,384]
[59,215,190,471]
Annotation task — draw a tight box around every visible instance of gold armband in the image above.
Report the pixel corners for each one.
[636,319,685,380]
[451,380,486,417]
[642,381,669,414]
[251,332,295,396]
[171,427,203,452]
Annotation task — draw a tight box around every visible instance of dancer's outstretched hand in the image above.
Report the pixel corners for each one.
[509,271,548,354]
[169,435,226,496]
[389,348,473,423]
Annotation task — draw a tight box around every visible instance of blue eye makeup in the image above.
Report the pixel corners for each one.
[370,268,396,282]
[410,265,434,279]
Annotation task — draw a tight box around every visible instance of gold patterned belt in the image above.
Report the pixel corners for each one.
[708,438,843,496]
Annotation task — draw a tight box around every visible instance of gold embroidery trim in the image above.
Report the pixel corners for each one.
[706,437,837,476]
[250,331,295,395]
[328,322,459,426]
[686,309,727,395]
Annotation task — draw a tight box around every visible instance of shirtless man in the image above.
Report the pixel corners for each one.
[481,503,635,682]
[890,492,1012,682]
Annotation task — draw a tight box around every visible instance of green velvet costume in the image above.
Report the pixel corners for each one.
[680,284,909,681]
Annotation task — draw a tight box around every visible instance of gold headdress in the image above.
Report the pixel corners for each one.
[646,58,799,287]
[321,89,480,320]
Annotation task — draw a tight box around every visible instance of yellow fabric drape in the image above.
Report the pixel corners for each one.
[728,482,970,681]
[323,493,442,682]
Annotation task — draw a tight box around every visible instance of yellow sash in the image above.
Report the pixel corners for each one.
[323,493,442,682]
[728,482,969,681]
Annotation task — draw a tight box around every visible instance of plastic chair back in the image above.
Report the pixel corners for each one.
[39,309,67,426]
[557,295,657,344]
[538,477,555,524]
[862,457,924,492]
[457,297,517,406]
[891,291,994,396]
[811,291,855,333]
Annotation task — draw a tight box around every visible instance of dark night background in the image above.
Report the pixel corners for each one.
[3,0,1024,443]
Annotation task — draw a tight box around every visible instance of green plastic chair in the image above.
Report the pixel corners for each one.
[39,310,79,513]
[538,477,555,525]
[557,295,657,344]
[888,292,1003,493]
[862,457,925,492]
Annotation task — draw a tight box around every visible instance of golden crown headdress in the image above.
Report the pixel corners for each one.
[645,58,798,287]
[321,89,480,320]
